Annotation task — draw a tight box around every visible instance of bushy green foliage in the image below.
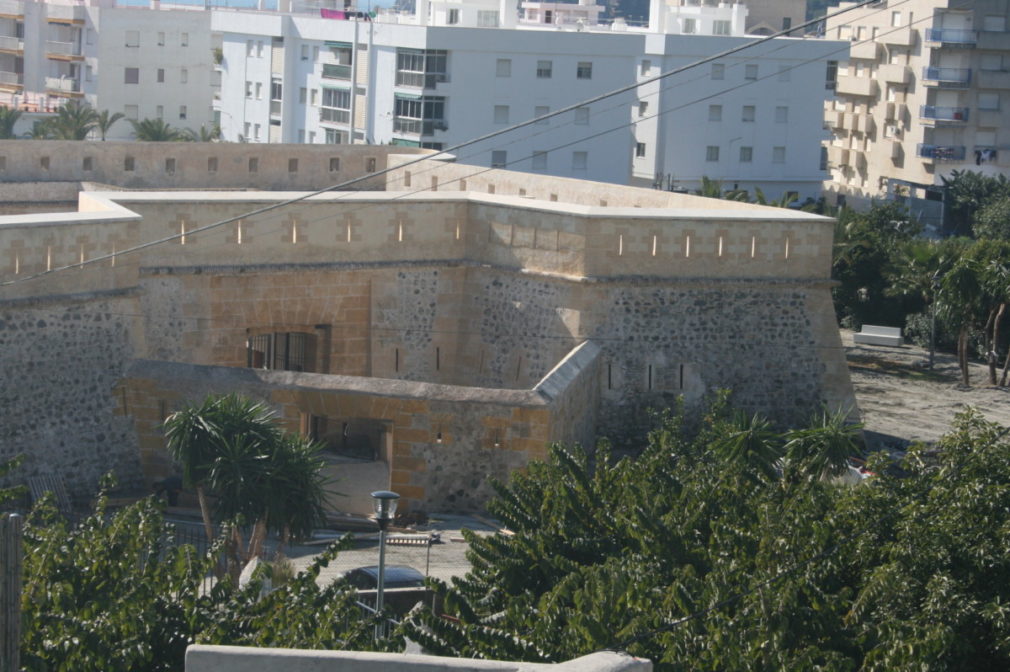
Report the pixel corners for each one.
[19,485,376,671]
[403,397,864,669]
[403,404,1010,671]
[941,170,1010,238]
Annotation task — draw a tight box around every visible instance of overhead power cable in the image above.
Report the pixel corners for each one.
[1,0,894,289]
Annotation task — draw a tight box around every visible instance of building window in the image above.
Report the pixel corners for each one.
[783,17,792,30]
[156,105,164,119]
[248,332,315,372]
[325,128,345,144]
[777,65,791,82]
[742,105,755,122]
[491,150,507,168]
[157,32,164,46]
[181,32,189,46]
[825,61,838,89]
[255,82,263,99]
[706,145,719,162]
[125,67,139,84]
[329,157,340,172]
[572,151,588,171]
[208,157,218,172]
[125,30,139,47]
[180,68,187,84]
[245,80,252,97]
[577,61,593,79]
[891,11,901,27]
[708,104,722,121]
[532,150,547,170]
[393,94,447,135]
[773,146,786,163]
[819,146,828,171]
[978,92,1000,110]
[247,40,255,56]
[982,15,1006,31]
[537,60,552,78]
[639,101,648,117]
[775,105,788,122]
[125,104,138,120]
[301,45,309,60]
[254,123,261,140]
[477,10,499,27]
[493,104,509,124]
[447,8,459,24]
[713,20,731,35]
[299,87,307,104]
[395,48,449,88]
[635,142,647,158]
[310,89,318,106]
[179,105,187,119]
[745,64,758,80]
[683,18,696,34]
[124,156,135,171]
[574,106,589,124]
[496,58,511,77]
[640,59,651,76]
[157,68,165,83]
[739,146,753,162]
[712,63,725,80]
[535,105,549,123]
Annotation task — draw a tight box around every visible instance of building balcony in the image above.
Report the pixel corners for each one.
[922,66,971,87]
[917,144,966,161]
[855,114,875,134]
[824,105,843,130]
[0,35,22,52]
[46,40,82,59]
[919,105,969,123]
[394,72,449,89]
[878,63,911,84]
[925,27,976,46]
[835,74,878,97]
[45,4,84,24]
[880,26,915,46]
[45,76,82,95]
[978,69,1010,89]
[885,101,908,121]
[270,100,281,116]
[320,107,350,124]
[887,138,903,161]
[392,117,447,135]
[848,40,880,60]
[826,144,850,166]
[322,63,351,80]
[0,0,23,17]
[854,150,867,171]
[0,69,21,87]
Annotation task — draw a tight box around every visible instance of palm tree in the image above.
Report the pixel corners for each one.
[0,106,22,139]
[95,109,124,141]
[47,100,98,140]
[783,408,862,482]
[25,119,52,140]
[939,258,984,386]
[183,124,221,142]
[162,393,329,565]
[711,411,783,483]
[131,118,185,141]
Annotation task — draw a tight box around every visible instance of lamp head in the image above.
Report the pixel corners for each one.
[371,490,400,522]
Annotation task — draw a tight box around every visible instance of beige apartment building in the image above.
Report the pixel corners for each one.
[823,0,1010,228]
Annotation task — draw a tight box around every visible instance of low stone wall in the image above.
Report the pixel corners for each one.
[0,142,428,192]
[185,646,652,672]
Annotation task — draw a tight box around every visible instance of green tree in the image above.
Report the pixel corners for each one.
[131,118,187,141]
[95,109,125,141]
[19,485,373,671]
[974,194,1010,240]
[0,105,21,139]
[25,119,52,139]
[0,454,25,505]
[162,393,328,565]
[184,124,221,142]
[48,100,99,140]
[942,170,1010,237]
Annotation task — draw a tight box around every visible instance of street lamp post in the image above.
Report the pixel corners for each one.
[371,489,399,641]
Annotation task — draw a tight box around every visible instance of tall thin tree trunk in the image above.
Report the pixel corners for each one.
[247,518,267,561]
[959,327,970,386]
[988,304,1005,385]
[196,485,214,543]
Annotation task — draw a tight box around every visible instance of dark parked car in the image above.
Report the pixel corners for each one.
[341,565,426,590]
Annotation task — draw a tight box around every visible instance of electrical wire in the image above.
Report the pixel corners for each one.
[0,0,912,289]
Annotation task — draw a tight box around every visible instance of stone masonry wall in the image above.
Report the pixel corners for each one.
[0,292,143,502]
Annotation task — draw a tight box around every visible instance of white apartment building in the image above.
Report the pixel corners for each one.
[214,0,844,198]
[0,0,216,139]
[823,0,1010,219]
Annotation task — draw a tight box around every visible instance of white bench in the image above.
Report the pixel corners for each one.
[853,325,903,347]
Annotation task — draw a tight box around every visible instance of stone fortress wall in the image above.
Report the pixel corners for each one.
[0,144,853,511]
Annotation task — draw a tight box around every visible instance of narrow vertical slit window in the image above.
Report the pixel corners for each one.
[717,236,724,257]
[436,347,441,370]
[398,221,404,242]
[679,364,684,389]
[647,365,653,390]
[607,362,613,389]
[292,221,298,244]
[180,220,187,245]
[14,254,19,274]
[618,234,624,256]
[684,235,691,258]
[784,236,791,259]
[237,221,243,244]
[652,235,658,256]
[751,236,756,258]
[47,246,52,271]
[395,348,400,372]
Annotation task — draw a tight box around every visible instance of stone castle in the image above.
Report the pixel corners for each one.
[0,141,854,513]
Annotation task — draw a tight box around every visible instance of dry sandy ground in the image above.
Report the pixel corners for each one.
[841,329,1010,451]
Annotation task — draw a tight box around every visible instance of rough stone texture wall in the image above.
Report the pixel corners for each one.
[0,293,143,502]
[122,360,563,512]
